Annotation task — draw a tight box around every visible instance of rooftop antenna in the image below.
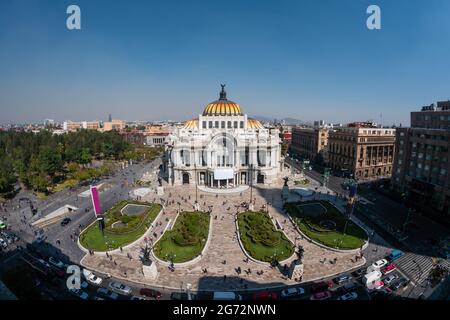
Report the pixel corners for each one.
[379,112,383,128]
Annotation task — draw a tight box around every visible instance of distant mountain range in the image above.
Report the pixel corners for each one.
[250,115,306,125]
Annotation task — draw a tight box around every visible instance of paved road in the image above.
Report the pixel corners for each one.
[2,158,162,264]
[286,159,450,299]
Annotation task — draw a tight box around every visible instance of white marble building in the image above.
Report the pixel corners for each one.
[165,85,282,188]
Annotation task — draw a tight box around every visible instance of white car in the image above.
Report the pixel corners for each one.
[38,259,52,269]
[82,269,103,286]
[48,257,65,269]
[97,288,119,300]
[109,282,132,295]
[281,287,305,298]
[0,238,7,248]
[372,259,388,269]
[70,289,89,300]
[338,292,358,300]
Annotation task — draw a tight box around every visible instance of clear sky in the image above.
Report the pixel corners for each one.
[1,0,449,125]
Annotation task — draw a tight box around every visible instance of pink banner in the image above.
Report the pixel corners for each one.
[90,186,102,217]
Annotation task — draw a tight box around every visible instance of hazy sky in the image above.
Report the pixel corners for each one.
[1,0,450,125]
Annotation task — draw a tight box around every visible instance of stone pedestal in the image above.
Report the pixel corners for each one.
[142,261,158,280]
[156,186,164,196]
[288,259,304,280]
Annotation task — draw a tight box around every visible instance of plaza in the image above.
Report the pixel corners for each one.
[79,177,368,291]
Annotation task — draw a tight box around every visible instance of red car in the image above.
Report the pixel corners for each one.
[139,288,162,299]
[311,281,333,293]
[382,264,397,275]
[252,291,277,300]
[310,291,332,300]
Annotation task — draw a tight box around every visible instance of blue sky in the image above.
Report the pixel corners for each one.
[0,0,449,125]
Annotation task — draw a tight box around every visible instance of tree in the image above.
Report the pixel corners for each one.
[0,155,17,194]
[38,146,62,179]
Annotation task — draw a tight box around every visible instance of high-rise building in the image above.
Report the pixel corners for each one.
[328,123,396,179]
[108,114,112,122]
[392,101,450,224]
[290,127,329,164]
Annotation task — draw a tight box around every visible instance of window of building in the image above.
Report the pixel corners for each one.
[240,121,244,128]
[234,121,238,128]
[209,121,213,128]
[221,121,225,128]
[215,121,219,128]
[202,121,207,129]
[227,121,232,128]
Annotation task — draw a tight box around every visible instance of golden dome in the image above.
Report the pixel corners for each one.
[182,118,263,130]
[183,119,198,129]
[247,119,263,129]
[202,84,243,116]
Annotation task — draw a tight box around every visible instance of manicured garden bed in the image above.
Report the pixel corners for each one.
[153,211,210,263]
[238,211,294,262]
[285,200,367,250]
[79,200,161,251]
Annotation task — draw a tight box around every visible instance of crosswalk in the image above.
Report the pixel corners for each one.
[395,253,450,286]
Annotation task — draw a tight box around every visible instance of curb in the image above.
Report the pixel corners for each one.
[77,205,164,255]
[151,211,213,267]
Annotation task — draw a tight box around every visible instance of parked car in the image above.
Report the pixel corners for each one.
[311,281,333,293]
[310,291,332,300]
[381,264,397,275]
[61,218,71,226]
[333,274,352,284]
[338,292,358,300]
[281,287,305,298]
[373,280,385,290]
[351,268,366,278]
[383,274,398,286]
[387,250,404,261]
[82,269,103,286]
[372,259,388,269]
[69,289,89,300]
[340,282,360,293]
[0,220,6,230]
[252,291,277,300]
[38,259,52,269]
[390,278,409,291]
[0,238,7,248]
[139,288,162,299]
[97,288,119,300]
[130,296,147,301]
[48,257,65,269]
[0,232,13,244]
[109,282,132,295]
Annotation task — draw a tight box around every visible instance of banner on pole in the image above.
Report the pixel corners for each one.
[90,186,102,217]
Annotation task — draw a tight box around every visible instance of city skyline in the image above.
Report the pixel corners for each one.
[1,0,450,125]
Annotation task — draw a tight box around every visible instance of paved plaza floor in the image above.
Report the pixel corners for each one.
[81,178,366,291]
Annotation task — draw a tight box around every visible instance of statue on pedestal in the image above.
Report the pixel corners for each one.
[140,244,158,280]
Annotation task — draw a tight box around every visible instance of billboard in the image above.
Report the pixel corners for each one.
[213,168,234,180]
[90,186,102,217]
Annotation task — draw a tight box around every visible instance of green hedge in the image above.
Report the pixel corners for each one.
[238,211,294,262]
[79,201,161,251]
[153,211,210,263]
[286,200,367,250]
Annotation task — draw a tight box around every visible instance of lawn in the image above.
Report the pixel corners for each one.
[286,200,367,250]
[79,200,161,251]
[153,211,210,263]
[238,211,294,262]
